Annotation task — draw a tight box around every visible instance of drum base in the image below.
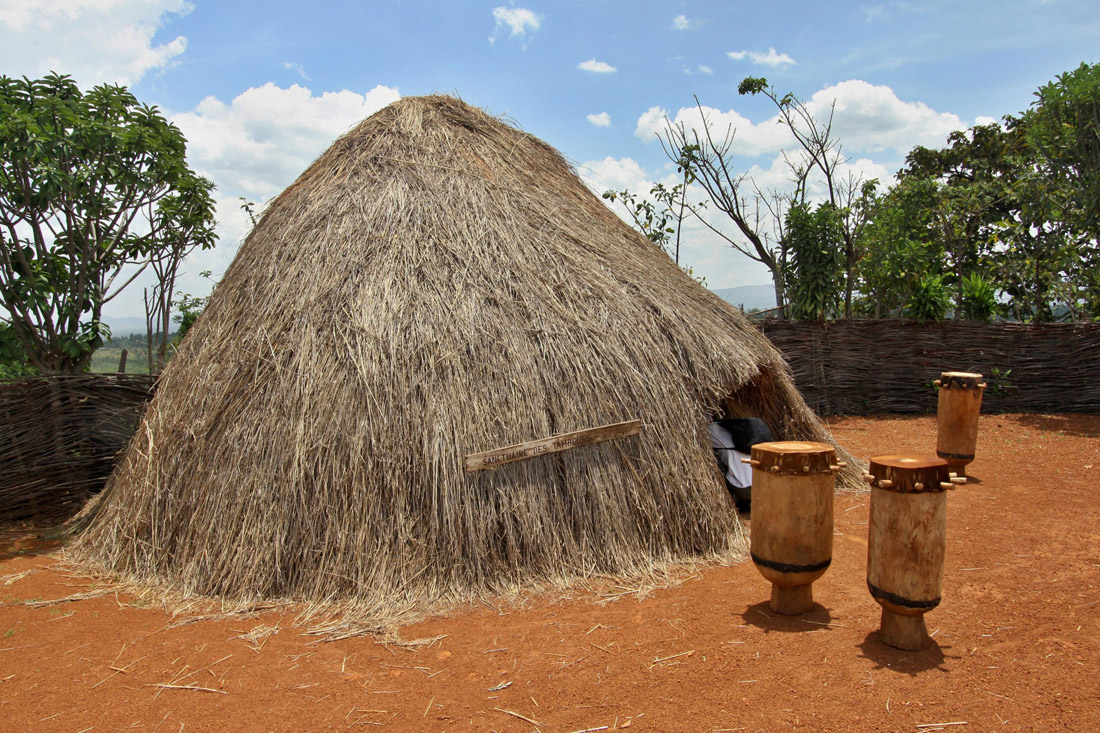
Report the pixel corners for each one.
[878,608,929,650]
[770,583,813,615]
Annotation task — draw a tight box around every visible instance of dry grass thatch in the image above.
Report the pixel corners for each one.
[72,95,858,622]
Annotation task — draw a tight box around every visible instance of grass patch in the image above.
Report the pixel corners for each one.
[89,346,151,374]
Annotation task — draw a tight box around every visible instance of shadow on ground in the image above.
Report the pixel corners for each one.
[856,630,954,675]
[739,600,836,634]
[1012,413,1100,438]
[0,522,62,562]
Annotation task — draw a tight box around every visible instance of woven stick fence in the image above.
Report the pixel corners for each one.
[0,374,155,521]
[758,320,1100,415]
[3,321,1094,522]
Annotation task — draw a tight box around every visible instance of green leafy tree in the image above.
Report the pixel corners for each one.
[0,323,34,379]
[856,177,945,318]
[1013,62,1100,318]
[1019,62,1100,233]
[782,202,845,321]
[0,73,216,374]
[901,124,1018,308]
[896,64,1100,321]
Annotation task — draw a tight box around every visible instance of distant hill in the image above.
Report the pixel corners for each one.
[710,285,776,312]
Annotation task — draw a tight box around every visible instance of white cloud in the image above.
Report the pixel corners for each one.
[804,79,965,154]
[283,61,310,81]
[634,103,794,154]
[637,79,964,157]
[586,112,611,127]
[698,65,713,75]
[727,47,797,67]
[578,58,616,73]
[101,82,402,321]
[0,0,192,86]
[634,106,668,141]
[840,157,892,188]
[578,156,651,196]
[974,115,998,127]
[173,83,401,202]
[672,14,696,31]
[490,6,541,43]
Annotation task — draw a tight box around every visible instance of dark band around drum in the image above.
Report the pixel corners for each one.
[750,552,831,575]
[867,581,941,610]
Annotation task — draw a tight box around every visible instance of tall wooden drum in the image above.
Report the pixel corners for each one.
[747,441,842,615]
[866,455,962,650]
[935,371,985,478]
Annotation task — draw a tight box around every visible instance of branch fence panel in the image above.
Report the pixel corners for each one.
[0,374,155,521]
[2,321,1097,521]
[758,320,1100,415]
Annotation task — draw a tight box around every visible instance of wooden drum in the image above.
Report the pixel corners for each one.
[935,371,985,478]
[865,455,963,650]
[747,441,843,615]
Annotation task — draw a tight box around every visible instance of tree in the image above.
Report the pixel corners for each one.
[660,100,788,308]
[739,77,870,317]
[0,74,216,374]
[144,178,216,373]
[1014,62,1100,318]
[1019,62,1100,233]
[602,155,708,282]
[855,176,945,318]
[901,119,1092,322]
[901,124,1019,310]
[891,64,1100,322]
[0,323,34,379]
[781,201,845,321]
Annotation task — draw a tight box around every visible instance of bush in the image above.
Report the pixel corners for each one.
[0,325,36,379]
[907,274,951,322]
[958,272,999,320]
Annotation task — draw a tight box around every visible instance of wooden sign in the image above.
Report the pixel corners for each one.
[465,419,642,472]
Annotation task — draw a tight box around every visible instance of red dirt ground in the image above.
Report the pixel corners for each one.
[1,414,1099,732]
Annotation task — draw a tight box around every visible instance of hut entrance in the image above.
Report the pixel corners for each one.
[706,370,794,511]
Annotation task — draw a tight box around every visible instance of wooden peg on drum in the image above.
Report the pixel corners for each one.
[748,441,841,615]
[866,454,952,651]
[934,371,985,479]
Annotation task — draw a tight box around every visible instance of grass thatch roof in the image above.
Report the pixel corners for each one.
[74,95,855,620]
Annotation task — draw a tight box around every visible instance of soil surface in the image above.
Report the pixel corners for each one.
[2,414,1099,732]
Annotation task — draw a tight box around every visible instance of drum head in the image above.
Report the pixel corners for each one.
[868,454,949,492]
[750,441,837,475]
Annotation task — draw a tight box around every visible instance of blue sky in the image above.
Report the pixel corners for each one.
[2,0,1099,323]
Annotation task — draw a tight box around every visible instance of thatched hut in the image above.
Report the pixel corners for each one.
[75,96,855,618]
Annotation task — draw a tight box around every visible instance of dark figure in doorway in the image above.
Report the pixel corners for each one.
[707,417,773,512]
